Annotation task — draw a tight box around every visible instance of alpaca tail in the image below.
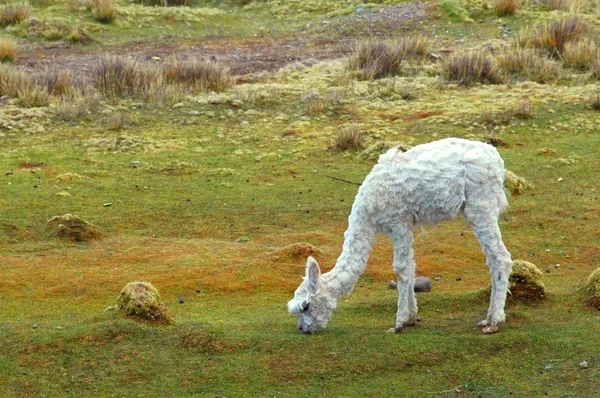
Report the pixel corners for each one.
[462,147,509,213]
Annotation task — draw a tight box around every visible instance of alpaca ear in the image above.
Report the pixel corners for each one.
[306,256,321,294]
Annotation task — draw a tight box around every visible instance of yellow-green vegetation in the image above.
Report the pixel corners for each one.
[504,170,534,195]
[508,259,546,300]
[47,213,103,242]
[0,35,15,62]
[440,52,504,86]
[1,0,600,396]
[334,123,365,151]
[114,281,173,324]
[0,1,30,26]
[584,268,600,309]
[494,0,520,16]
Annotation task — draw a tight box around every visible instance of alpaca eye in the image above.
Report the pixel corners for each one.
[302,302,310,312]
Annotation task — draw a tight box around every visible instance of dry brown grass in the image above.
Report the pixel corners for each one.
[494,0,519,16]
[440,52,504,86]
[164,56,231,92]
[589,90,600,111]
[0,63,30,97]
[497,47,563,83]
[0,2,30,26]
[348,36,430,80]
[134,0,196,5]
[17,84,50,107]
[513,101,534,119]
[36,67,76,96]
[301,90,328,116]
[91,0,117,24]
[0,36,16,63]
[105,112,129,131]
[519,16,590,57]
[92,54,138,97]
[591,58,600,80]
[334,124,365,151]
[562,38,598,70]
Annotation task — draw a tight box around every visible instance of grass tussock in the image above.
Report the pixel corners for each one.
[589,91,600,111]
[496,48,563,83]
[562,38,598,70]
[164,57,231,92]
[518,17,590,57]
[0,36,16,63]
[17,84,50,107]
[0,2,30,26]
[92,54,138,97]
[36,67,76,96]
[591,59,600,80]
[348,36,431,80]
[440,52,504,86]
[334,124,365,151]
[513,101,534,119]
[134,0,196,5]
[494,0,519,16]
[91,0,117,24]
[105,112,129,131]
[0,63,30,97]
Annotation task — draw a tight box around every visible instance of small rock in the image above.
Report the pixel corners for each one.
[456,277,462,281]
[434,276,442,281]
[579,361,588,369]
[32,324,38,329]
[414,277,432,293]
[388,280,397,289]
[178,297,185,304]
[544,364,553,371]
[103,202,112,207]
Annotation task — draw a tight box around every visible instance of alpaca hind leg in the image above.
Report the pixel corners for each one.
[467,211,512,334]
[388,228,417,333]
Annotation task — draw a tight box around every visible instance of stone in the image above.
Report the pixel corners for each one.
[579,361,589,369]
[388,277,431,293]
[47,214,103,242]
[113,281,172,324]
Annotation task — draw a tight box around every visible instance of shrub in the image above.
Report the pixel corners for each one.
[440,52,504,86]
[334,124,365,151]
[91,0,117,23]
[0,2,30,26]
[513,101,533,119]
[562,38,598,70]
[497,48,563,83]
[135,64,185,105]
[164,56,231,92]
[92,54,138,97]
[348,36,430,80]
[0,36,16,63]
[494,0,519,16]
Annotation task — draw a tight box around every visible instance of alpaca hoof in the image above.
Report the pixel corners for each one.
[482,325,498,334]
[387,326,404,334]
[477,319,490,327]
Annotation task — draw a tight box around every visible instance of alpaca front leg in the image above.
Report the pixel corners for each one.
[388,232,417,333]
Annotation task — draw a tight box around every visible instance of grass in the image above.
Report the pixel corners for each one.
[440,52,504,86]
[91,0,117,24]
[493,0,519,16]
[334,124,365,151]
[0,36,16,62]
[2,0,600,396]
[0,1,30,26]
[496,47,563,83]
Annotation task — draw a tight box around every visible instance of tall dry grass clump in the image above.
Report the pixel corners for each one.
[440,52,504,86]
[17,84,50,107]
[519,16,590,57]
[164,57,231,92]
[334,124,365,151]
[494,0,519,16]
[91,0,117,23]
[591,59,600,80]
[562,38,598,70]
[497,48,563,83]
[348,35,430,80]
[134,0,196,5]
[0,2,30,26]
[135,64,185,105]
[92,54,138,97]
[0,36,16,63]
[0,63,30,97]
[36,67,76,96]
[589,90,600,111]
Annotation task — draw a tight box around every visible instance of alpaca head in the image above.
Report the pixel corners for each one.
[287,257,336,334]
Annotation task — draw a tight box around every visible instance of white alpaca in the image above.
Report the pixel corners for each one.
[288,138,513,334]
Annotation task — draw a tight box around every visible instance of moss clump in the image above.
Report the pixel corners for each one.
[504,170,534,196]
[47,214,103,242]
[271,242,322,262]
[509,259,545,301]
[584,268,600,309]
[115,282,173,324]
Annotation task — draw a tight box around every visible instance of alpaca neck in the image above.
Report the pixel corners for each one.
[323,213,376,300]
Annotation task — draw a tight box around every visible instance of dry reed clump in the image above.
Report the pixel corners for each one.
[105,112,129,131]
[36,67,76,96]
[493,0,519,16]
[92,54,138,97]
[496,48,563,84]
[54,87,101,121]
[562,38,598,70]
[0,36,16,63]
[164,56,231,92]
[0,63,30,97]
[504,169,534,195]
[47,214,103,242]
[0,2,30,26]
[518,16,590,57]
[113,281,173,324]
[334,124,365,151]
[348,36,431,80]
[508,259,545,301]
[479,108,513,128]
[91,0,117,23]
[584,268,600,309]
[440,52,504,86]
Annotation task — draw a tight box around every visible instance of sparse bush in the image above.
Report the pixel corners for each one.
[494,0,519,16]
[36,67,76,96]
[134,0,196,5]
[440,52,504,86]
[479,108,513,127]
[164,57,231,92]
[520,17,590,57]
[91,0,117,23]
[0,63,30,97]
[497,48,563,83]
[0,2,30,26]
[562,38,598,70]
[513,101,533,119]
[17,83,50,107]
[301,90,328,116]
[589,91,600,111]
[92,54,138,97]
[348,36,430,80]
[40,23,71,41]
[334,124,365,151]
[135,65,185,105]
[105,112,128,131]
[397,85,416,101]
[0,36,16,63]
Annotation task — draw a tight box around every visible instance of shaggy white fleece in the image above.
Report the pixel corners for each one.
[288,138,513,334]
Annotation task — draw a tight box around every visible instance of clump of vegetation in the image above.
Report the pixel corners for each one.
[562,38,598,70]
[397,84,416,101]
[0,63,29,97]
[584,268,600,309]
[334,124,365,151]
[271,242,323,262]
[113,281,173,324]
[508,259,546,300]
[47,214,103,242]
[0,36,16,63]
[513,101,534,119]
[496,48,563,84]
[164,56,231,92]
[493,0,519,16]
[301,90,327,116]
[479,108,513,128]
[16,83,50,107]
[518,16,590,57]
[591,59,600,80]
[348,36,430,80]
[0,2,30,26]
[505,170,534,195]
[105,111,129,131]
[134,0,196,5]
[440,52,504,86]
[589,90,600,111]
[92,54,138,97]
[91,0,117,24]
[36,67,76,96]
